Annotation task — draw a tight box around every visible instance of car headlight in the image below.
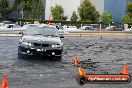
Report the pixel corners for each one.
[51,44,62,48]
[20,41,32,46]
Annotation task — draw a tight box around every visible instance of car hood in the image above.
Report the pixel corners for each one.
[21,35,62,45]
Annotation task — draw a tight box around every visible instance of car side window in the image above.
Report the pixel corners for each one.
[13,25,19,28]
[85,27,89,30]
[7,25,13,28]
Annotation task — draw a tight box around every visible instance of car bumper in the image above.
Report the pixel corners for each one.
[18,45,63,56]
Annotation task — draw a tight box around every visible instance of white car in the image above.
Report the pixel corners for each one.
[21,24,29,30]
[0,24,23,30]
[63,26,78,32]
[124,28,132,31]
[80,26,95,31]
[104,26,116,31]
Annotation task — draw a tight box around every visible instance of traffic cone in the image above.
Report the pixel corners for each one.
[90,34,92,38]
[100,36,102,39]
[48,15,52,25]
[1,73,8,88]
[73,54,79,65]
[78,67,86,76]
[121,63,129,74]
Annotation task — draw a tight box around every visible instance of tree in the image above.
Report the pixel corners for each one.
[100,11,113,24]
[78,0,99,22]
[121,2,132,24]
[0,0,12,18]
[13,0,44,19]
[0,0,44,19]
[126,2,132,18]
[28,1,44,19]
[61,15,67,20]
[121,15,132,24]
[51,4,67,20]
[1,0,8,8]
[71,11,78,21]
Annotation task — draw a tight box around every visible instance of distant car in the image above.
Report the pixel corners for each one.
[124,28,132,31]
[124,25,132,31]
[21,24,29,30]
[104,26,116,31]
[63,26,78,32]
[0,23,4,27]
[80,26,95,31]
[18,24,63,60]
[0,24,23,30]
[1,20,12,24]
[54,25,65,34]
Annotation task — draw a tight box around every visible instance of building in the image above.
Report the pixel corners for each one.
[104,0,127,23]
[90,0,104,14]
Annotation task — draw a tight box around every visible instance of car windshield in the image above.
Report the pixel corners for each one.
[25,25,58,37]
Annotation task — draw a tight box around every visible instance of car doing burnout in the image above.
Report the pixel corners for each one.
[18,24,63,59]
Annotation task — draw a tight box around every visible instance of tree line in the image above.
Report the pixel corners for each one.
[51,0,113,24]
[0,0,44,19]
[0,0,132,24]
[121,2,132,24]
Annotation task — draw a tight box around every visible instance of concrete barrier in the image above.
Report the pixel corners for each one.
[0,30,132,37]
[0,29,23,34]
[59,31,132,37]
[0,30,23,36]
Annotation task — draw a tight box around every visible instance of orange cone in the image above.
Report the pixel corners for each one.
[48,15,52,25]
[121,63,129,74]
[73,54,79,65]
[78,67,86,76]
[1,73,8,88]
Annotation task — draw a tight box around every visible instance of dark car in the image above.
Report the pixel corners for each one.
[18,24,63,60]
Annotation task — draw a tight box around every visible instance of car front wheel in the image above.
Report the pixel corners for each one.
[18,51,24,59]
[18,46,27,59]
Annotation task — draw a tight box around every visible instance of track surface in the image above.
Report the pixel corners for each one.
[0,36,132,88]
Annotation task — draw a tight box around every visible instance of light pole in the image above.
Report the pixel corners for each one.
[19,9,24,27]
[20,1,24,19]
[99,18,102,30]
[48,0,52,25]
[20,9,24,19]
[19,1,24,26]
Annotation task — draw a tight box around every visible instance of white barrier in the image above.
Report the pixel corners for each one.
[0,30,132,37]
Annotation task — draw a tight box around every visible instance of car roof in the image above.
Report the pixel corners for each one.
[82,26,92,27]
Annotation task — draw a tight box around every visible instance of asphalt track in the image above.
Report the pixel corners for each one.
[0,35,132,88]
